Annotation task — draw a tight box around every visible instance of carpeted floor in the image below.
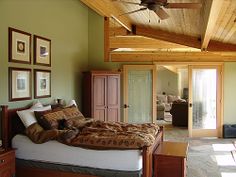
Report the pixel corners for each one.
[159,122,236,177]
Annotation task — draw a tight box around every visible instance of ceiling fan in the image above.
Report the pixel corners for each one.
[112,0,202,20]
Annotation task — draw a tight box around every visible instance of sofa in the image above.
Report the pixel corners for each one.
[170,102,188,127]
[157,103,165,120]
[157,94,181,112]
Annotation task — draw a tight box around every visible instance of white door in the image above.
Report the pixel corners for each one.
[188,65,222,137]
[123,65,156,123]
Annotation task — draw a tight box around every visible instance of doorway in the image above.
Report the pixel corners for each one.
[188,65,222,137]
[123,65,156,123]
[123,63,223,137]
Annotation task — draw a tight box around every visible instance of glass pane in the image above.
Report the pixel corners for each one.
[192,69,217,129]
[128,70,152,123]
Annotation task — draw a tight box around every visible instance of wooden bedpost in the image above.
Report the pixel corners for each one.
[1,105,9,149]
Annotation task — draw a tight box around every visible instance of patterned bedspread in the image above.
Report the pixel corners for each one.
[26,118,160,150]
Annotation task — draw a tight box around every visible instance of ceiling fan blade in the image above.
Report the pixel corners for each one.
[112,0,140,5]
[165,3,202,9]
[120,7,147,16]
[155,8,169,20]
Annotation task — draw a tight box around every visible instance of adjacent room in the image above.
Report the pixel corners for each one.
[0,0,236,177]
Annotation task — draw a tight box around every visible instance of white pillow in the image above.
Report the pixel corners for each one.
[31,100,43,109]
[67,99,77,107]
[17,105,51,128]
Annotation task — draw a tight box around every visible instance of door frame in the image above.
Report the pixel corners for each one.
[123,65,157,123]
[154,62,224,137]
[188,64,223,137]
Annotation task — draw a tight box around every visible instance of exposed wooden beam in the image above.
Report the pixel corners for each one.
[134,26,201,49]
[110,27,129,37]
[111,25,236,51]
[201,0,223,50]
[110,36,195,49]
[80,0,132,31]
[208,41,236,51]
[104,17,110,62]
[110,51,236,62]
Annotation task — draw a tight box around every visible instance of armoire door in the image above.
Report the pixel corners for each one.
[107,75,120,122]
[93,75,107,121]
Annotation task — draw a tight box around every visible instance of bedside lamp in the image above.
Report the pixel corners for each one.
[68,99,77,107]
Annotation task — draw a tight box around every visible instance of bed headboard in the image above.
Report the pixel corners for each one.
[1,105,30,149]
[1,103,62,149]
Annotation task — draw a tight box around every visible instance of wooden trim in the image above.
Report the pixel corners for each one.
[112,25,236,52]
[201,0,223,50]
[188,65,193,137]
[109,27,129,37]
[8,27,32,64]
[80,0,132,31]
[208,40,236,51]
[110,36,192,49]
[152,66,157,123]
[134,25,201,49]
[104,17,110,62]
[110,51,236,62]
[1,105,9,149]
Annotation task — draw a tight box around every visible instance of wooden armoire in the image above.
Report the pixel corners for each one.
[82,71,120,122]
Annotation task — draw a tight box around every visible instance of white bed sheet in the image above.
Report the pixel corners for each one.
[12,134,142,171]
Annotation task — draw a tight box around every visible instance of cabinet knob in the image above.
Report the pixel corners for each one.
[0,159,5,163]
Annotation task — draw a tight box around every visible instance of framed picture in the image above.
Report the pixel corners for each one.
[8,27,31,64]
[9,67,32,101]
[34,69,51,98]
[34,35,51,66]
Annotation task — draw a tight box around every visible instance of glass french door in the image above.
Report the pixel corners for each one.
[188,65,222,137]
[123,65,156,123]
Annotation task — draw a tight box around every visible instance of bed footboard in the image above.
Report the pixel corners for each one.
[142,126,163,177]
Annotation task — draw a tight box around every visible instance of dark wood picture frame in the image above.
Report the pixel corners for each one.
[8,27,32,64]
[34,35,51,67]
[9,67,32,101]
[34,69,51,98]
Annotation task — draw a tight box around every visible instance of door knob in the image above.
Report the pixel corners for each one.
[124,104,130,108]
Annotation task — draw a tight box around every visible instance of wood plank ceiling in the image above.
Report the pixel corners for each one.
[81,0,236,62]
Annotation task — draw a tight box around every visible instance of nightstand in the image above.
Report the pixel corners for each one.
[154,142,188,177]
[0,149,15,177]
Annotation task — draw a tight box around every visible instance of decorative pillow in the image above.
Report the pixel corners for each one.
[35,110,67,130]
[17,105,51,128]
[64,117,93,129]
[167,95,180,103]
[157,94,168,104]
[25,123,60,144]
[62,105,84,119]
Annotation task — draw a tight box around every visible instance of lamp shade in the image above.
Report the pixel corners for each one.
[68,99,77,107]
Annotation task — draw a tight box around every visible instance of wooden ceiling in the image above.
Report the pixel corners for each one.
[81,0,236,62]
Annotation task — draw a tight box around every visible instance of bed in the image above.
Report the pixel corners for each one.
[1,104,163,177]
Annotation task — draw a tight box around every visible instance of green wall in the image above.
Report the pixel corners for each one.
[0,0,89,108]
[224,63,236,124]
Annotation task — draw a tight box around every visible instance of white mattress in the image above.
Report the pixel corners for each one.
[12,134,142,171]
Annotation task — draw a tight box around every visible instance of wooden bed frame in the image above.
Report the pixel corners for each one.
[1,105,163,177]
